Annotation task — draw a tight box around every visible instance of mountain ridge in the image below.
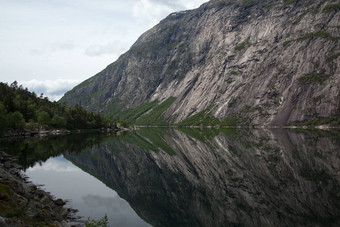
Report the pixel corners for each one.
[60,0,340,126]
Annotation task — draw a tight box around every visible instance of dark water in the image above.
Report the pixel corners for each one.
[1,128,340,226]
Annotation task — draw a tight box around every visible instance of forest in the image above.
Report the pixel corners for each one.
[0,81,116,135]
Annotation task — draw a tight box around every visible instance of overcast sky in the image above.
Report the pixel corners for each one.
[0,0,207,100]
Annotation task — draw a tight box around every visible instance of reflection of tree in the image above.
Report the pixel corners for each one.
[0,133,116,170]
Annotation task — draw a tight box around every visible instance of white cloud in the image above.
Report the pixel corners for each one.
[26,155,81,172]
[180,0,207,9]
[19,79,81,101]
[85,42,126,57]
[30,41,75,56]
[131,0,207,27]
[132,0,174,26]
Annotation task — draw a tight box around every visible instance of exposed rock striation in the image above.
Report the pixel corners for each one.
[60,0,340,125]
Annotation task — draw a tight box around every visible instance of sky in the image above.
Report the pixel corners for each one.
[0,0,207,100]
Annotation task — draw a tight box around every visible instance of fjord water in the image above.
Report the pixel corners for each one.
[1,128,340,226]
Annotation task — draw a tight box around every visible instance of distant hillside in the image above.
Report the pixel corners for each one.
[0,81,115,134]
[60,0,340,126]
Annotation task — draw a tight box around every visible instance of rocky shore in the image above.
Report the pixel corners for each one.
[0,151,76,226]
[1,127,125,141]
[1,129,71,140]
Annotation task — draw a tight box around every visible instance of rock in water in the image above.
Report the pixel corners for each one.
[60,0,340,126]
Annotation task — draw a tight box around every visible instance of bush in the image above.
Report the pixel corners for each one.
[36,110,51,125]
[298,70,329,84]
[0,102,8,132]
[51,115,66,128]
[85,215,108,227]
[25,120,39,131]
[283,40,292,47]
[235,42,246,51]
[8,111,25,129]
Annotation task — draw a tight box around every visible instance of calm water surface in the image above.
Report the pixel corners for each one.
[1,128,340,226]
[26,155,149,227]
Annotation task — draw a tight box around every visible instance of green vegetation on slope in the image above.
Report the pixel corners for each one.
[283,30,339,47]
[298,69,330,84]
[284,0,299,5]
[106,97,176,126]
[106,99,158,123]
[0,82,114,135]
[177,109,238,126]
[293,116,340,127]
[296,30,336,41]
[177,109,220,126]
[135,97,176,126]
[327,52,340,62]
[323,3,340,12]
[234,42,247,51]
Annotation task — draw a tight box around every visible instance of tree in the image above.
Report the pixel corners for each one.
[0,102,8,133]
[8,111,25,129]
[3,94,15,112]
[85,215,108,227]
[0,82,117,132]
[36,110,51,126]
[51,115,66,128]
[10,81,18,89]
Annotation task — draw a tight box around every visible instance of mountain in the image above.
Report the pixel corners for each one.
[60,0,340,126]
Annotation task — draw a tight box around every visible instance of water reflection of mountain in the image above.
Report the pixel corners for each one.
[65,128,340,227]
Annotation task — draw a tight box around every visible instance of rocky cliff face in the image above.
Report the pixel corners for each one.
[60,0,340,125]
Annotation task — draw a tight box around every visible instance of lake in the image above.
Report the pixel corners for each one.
[1,128,340,226]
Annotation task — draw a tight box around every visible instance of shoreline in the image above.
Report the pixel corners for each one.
[0,151,78,226]
[2,124,338,141]
[0,126,132,141]
[133,125,340,129]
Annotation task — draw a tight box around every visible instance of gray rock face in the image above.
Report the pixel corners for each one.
[60,0,340,125]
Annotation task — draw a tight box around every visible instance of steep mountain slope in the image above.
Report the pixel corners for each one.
[60,0,340,126]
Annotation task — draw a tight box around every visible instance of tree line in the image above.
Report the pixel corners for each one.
[0,81,116,134]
